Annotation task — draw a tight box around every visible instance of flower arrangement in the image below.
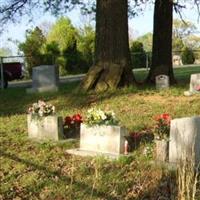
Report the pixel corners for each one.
[28,100,55,117]
[86,107,118,126]
[63,114,83,138]
[154,113,171,140]
[64,114,83,129]
[195,85,200,91]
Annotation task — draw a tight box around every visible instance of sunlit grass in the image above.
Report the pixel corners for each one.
[0,66,199,199]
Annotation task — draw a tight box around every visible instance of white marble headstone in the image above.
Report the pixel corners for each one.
[80,124,129,155]
[27,65,59,93]
[156,75,169,89]
[27,115,64,141]
[189,73,200,93]
[169,116,200,166]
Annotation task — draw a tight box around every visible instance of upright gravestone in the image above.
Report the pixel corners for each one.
[27,65,59,93]
[169,116,200,166]
[155,75,169,89]
[27,115,64,141]
[184,73,200,96]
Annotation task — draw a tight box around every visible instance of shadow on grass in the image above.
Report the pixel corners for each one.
[0,149,119,200]
[136,171,177,200]
[0,74,191,118]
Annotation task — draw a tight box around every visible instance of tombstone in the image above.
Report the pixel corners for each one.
[155,75,169,89]
[80,124,128,155]
[169,116,200,166]
[27,65,59,93]
[184,73,200,96]
[27,115,64,141]
[173,55,182,66]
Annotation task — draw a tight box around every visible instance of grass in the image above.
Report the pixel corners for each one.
[0,66,200,199]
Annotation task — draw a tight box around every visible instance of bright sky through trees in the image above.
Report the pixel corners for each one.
[0,3,199,55]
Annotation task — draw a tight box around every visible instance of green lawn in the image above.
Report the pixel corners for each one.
[134,66,200,83]
[0,66,200,200]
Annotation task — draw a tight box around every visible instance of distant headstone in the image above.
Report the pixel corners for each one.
[173,55,182,66]
[27,65,59,93]
[169,116,200,166]
[184,73,200,96]
[156,75,169,89]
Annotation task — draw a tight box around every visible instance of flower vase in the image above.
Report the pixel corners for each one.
[155,139,169,162]
[64,125,80,139]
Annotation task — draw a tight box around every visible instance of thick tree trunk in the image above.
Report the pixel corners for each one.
[146,0,176,84]
[82,0,135,91]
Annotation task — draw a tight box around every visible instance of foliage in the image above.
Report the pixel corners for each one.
[130,41,146,68]
[42,41,60,65]
[46,17,83,74]
[0,47,12,57]
[86,108,118,126]
[136,32,153,52]
[18,27,46,76]
[173,19,197,40]
[77,25,95,72]
[154,113,171,140]
[28,100,55,117]
[181,47,195,64]
[185,34,200,50]
[172,37,184,52]
[47,17,77,53]
[173,19,199,52]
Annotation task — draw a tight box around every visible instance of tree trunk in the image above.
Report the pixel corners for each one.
[146,0,176,84]
[82,0,135,91]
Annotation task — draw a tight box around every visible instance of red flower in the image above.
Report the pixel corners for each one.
[155,113,171,122]
[64,114,83,128]
[72,114,83,123]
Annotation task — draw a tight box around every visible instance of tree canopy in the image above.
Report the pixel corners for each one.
[46,17,77,53]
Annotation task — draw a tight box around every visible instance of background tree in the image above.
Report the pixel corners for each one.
[130,41,146,68]
[45,17,80,74]
[181,46,195,64]
[42,41,60,65]
[173,19,197,39]
[146,0,176,84]
[0,47,12,57]
[136,32,153,52]
[172,19,198,52]
[0,0,135,91]
[19,27,46,76]
[185,35,200,50]
[77,25,95,72]
[82,0,135,91]
[38,21,54,37]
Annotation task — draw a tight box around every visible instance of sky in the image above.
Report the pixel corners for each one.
[0,2,199,55]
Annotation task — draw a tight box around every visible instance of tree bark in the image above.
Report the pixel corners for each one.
[146,0,176,84]
[82,0,135,91]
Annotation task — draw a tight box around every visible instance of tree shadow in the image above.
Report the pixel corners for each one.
[0,76,191,118]
[135,170,178,200]
[0,149,119,200]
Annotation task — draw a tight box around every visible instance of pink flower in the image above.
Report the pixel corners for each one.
[195,85,200,91]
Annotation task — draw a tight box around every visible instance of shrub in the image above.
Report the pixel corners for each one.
[181,47,195,64]
[130,41,146,68]
[19,27,46,76]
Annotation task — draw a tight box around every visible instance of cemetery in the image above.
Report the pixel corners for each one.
[1,66,200,199]
[0,0,200,199]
